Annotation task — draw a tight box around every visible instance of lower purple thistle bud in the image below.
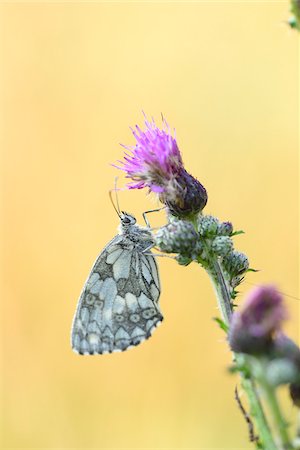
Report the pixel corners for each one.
[115,116,207,219]
[229,285,287,355]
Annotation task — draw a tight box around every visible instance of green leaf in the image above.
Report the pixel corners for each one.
[231,289,239,300]
[247,268,259,273]
[213,317,229,333]
[228,364,240,374]
[228,363,251,377]
[231,230,245,236]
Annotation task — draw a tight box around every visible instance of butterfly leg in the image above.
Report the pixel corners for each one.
[143,206,166,228]
[143,251,176,260]
[142,244,176,260]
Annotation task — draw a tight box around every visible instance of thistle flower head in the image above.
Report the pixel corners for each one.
[116,116,207,219]
[229,285,288,355]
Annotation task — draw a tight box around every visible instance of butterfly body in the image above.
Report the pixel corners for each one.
[71,213,162,355]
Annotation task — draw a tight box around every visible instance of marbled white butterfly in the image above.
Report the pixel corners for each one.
[71,210,162,355]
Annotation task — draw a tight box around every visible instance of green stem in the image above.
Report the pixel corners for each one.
[205,258,277,450]
[241,375,277,450]
[209,259,233,323]
[259,375,293,450]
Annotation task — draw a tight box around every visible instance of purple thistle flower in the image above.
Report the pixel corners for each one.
[116,116,207,219]
[229,285,288,355]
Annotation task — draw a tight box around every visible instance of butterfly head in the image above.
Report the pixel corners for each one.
[120,211,137,229]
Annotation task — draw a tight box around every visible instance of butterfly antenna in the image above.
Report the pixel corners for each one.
[114,177,121,215]
[109,177,121,218]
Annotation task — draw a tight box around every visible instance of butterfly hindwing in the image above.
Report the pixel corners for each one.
[71,234,162,355]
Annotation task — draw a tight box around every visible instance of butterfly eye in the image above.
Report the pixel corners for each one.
[121,213,136,225]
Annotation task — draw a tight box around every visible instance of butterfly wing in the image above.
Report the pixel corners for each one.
[71,236,162,355]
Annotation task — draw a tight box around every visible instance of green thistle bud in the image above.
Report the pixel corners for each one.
[266,359,299,387]
[222,251,249,277]
[211,236,233,256]
[217,221,233,236]
[176,255,192,266]
[198,215,219,237]
[155,219,199,256]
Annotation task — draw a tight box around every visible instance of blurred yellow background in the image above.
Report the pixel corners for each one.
[1,1,298,449]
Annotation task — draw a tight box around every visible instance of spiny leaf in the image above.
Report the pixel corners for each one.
[231,230,245,236]
[213,317,229,333]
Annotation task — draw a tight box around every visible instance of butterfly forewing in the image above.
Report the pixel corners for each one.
[71,226,162,355]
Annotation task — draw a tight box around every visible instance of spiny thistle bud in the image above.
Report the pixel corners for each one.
[198,215,219,237]
[211,236,233,257]
[265,359,299,387]
[290,383,300,408]
[217,221,233,236]
[115,116,207,219]
[222,251,249,277]
[155,219,199,257]
[228,285,287,355]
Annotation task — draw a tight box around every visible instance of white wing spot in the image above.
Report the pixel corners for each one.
[148,256,160,288]
[106,248,123,264]
[131,326,146,339]
[125,293,138,312]
[90,279,103,294]
[80,307,90,325]
[75,319,84,332]
[86,272,100,289]
[113,295,126,314]
[113,251,131,280]
[73,333,81,349]
[87,321,100,333]
[100,278,117,326]
[100,277,117,301]
[80,339,89,353]
[115,327,130,341]
[88,333,100,345]
[138,293,153,309]
[150,284,160,302]
[142,262,152,284]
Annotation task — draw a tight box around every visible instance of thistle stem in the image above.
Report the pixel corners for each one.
[208,259,233,323]
[205,258,277,450]
[259,374,293,450]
